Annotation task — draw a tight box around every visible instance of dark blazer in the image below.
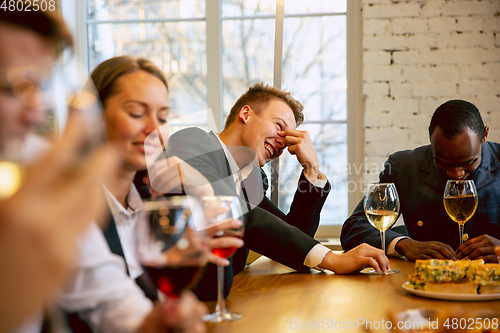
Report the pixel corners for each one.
[168,127,331,301]
[341,142,500,252]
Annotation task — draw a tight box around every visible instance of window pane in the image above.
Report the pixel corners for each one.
[222,0,275,17]
[284,0,346,14]
[221,18,275,119]
[282,15,346,121]
[88,0,205,20]
[88,21,207,119]
[278,123,348,225]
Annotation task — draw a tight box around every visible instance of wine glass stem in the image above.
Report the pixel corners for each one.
[380,230,386,256]
[215,264,226,314]
[459,224,464,246]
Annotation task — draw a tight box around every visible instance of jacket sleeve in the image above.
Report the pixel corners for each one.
[258,171,330,238]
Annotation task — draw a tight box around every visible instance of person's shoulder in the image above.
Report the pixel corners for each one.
[169,127,215,148]
[389,144,431,161]
[170,127,211,140]
[168,127,222,158]
[485,141,500,155]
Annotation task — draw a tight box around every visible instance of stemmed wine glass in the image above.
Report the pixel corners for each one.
[201,196,245,323]
[364,183,400,274]
[443,180,478,246]
[134,196,208,298]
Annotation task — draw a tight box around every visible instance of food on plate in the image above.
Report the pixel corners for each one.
[408,259,500,294]
[408,274,478,294]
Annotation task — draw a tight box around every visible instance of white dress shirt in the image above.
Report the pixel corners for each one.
[387,236,409,256]
[102,184,144,279]
[57,223,153,333]
[213,133,331,268]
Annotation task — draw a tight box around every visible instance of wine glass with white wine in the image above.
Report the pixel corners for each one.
[443,180,478,246]
[364,183,400,274]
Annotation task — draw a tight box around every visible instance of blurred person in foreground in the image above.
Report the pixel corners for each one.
[0,9,119,332]
[341,100,500,263]
[59,56,245,333]
[167,83,390,301]
[0,9,207,333]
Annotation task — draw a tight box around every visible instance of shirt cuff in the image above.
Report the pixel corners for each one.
[303,170,328,189]
[387,236,410,256]
[303,244,332,267]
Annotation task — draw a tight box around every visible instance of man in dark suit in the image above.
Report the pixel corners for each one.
[167,83,390,301]
[341,100,500,263]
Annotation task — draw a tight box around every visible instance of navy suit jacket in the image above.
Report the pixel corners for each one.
[168,127,331,301]
[341,142,500,252]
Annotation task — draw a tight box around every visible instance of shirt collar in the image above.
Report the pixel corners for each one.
[213,132,253,180]
[103,183,143,218]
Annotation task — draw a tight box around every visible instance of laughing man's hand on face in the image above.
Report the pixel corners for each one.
[278,129,320,180]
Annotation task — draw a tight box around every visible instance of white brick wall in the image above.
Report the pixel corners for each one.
[361,0,500,183]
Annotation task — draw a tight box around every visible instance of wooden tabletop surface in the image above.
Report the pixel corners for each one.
[205,256,500,333]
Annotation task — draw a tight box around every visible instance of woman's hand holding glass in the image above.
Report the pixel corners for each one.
[201,196,245,322]
[206,218,244,267]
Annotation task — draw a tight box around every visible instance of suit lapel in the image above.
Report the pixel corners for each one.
[474,142,500,190]
[102,214,130,276]
[102,210,159,302]
[421,147,444,190]
[208,131,238,192]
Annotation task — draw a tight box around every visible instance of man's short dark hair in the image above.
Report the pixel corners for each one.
[428,99,485,141]
[0,7,73,55]
[224,82,304,128]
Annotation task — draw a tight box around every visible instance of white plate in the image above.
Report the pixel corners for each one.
[402,282,500,301]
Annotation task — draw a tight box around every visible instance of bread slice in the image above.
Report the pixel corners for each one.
[478,284,500,294]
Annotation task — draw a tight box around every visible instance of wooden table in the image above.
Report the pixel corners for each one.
[205,257,500,332]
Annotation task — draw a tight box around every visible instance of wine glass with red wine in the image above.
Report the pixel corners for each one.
[201,195,245,322]
[134,196,208,298]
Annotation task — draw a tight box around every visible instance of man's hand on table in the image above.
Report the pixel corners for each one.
[395,238,458,261]
[456,234,500,263]
[318,243,390,274]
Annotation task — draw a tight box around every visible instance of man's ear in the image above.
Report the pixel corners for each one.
[238,105,251,124]
[482,126,489,144]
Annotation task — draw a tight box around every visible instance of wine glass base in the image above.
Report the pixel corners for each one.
[204,310,242,322]
[367,268,400,275]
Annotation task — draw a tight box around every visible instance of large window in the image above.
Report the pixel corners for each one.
[67,0,350,232]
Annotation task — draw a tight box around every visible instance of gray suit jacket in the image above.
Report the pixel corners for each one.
[341,141,500,251]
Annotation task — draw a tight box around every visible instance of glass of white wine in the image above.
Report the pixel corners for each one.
[443,180,478,246]
[364,183,400,274]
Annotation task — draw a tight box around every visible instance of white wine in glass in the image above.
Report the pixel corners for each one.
[364,183,400,274]
[443,180,478,246]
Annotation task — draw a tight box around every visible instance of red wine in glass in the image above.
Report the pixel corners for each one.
[201,196,245,322]
[211,234,242,259]
[142,265,202,298]
[135,196,208,298]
